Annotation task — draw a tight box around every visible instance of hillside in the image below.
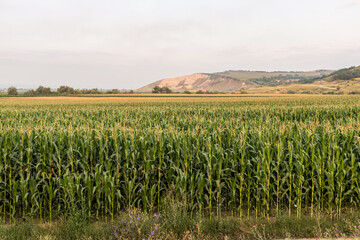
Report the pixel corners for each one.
[137,69,333,93]
[321,66,360,81]
[137,73,258,92]
[247,66,360,94]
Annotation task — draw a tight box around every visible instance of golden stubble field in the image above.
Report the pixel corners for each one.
[1,94,359,106]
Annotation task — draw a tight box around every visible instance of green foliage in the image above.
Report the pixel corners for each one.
[160,191,196,238]
[56,211,92,240]
[0,223,35,240]
[24,86,52,96]
[57,85,75,94]
[2,205,360,239]
[105,89,121,94]
[23,89,37,96]
[152,86,173,93]
[36,86,52,95]
[287,90,296,94]
[75,88,101,94]
[56,86,108,95]
[200,218,240,237]
[329,66,360,81]
[7,87,18,95]
[253,74,318,86]
[195,90,225,94]
[0,96,360,225]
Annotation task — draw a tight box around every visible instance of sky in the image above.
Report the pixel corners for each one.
[0,0,360,89]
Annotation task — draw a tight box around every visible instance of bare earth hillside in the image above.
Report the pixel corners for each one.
[137,73,258,92]
[137,69,334,93]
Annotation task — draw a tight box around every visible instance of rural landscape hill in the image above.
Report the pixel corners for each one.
[137,69,333,93]
[137,66,360,94]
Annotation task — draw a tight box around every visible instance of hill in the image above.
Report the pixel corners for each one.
[247,66,360,94]
[137,69,333,93]
[137,73,258,92]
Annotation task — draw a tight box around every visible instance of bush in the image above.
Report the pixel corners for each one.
[287,90,296,94]
[161,191,196,238]
[56,211,91,240]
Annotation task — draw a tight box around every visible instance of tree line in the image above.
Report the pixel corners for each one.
[6,86,134,96]
[151,86,228,94]
[6,85,233,96]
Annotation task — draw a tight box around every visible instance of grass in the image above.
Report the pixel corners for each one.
[2,198,360,239]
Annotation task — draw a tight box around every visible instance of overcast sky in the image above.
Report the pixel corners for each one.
[0,0,360,89]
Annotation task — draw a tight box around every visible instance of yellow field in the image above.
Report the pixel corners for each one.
[1,94,358,105]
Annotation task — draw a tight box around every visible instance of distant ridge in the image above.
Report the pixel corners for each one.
[137,69,333,93]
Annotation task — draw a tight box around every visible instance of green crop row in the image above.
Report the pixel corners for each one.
[0,96,360,223]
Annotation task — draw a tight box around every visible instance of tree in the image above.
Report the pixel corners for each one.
[161,87,172,93]
[184,90,191,94]
[89,88,101,94]
[36,85,52,95]
[57,86,75,94]
[7,87,18,96]
[109,89,121,94]
[152,86,172,93]
[152,86,162,93]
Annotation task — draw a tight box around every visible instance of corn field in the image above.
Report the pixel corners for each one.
[1,96,360,222]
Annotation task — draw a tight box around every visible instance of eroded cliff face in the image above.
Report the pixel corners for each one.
[137,73,256,92]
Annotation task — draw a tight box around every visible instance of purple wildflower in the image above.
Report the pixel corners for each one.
[151,231,154,235]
